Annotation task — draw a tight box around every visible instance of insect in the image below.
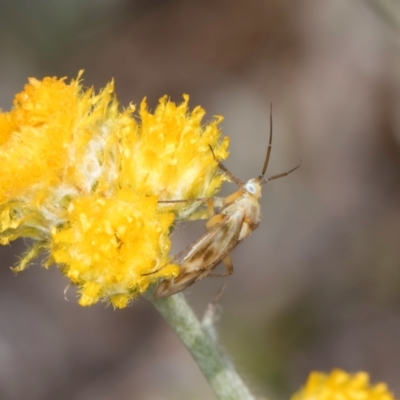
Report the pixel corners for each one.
[154,105,301,299]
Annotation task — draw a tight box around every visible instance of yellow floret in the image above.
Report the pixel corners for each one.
[291,369,395,400]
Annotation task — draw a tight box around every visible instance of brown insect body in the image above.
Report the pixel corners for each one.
[154,106,300,299]
[155,180,262,298]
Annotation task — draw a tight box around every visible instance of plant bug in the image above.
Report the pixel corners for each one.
[154,105,301,299]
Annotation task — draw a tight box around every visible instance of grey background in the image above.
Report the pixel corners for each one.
[0,1,400,399]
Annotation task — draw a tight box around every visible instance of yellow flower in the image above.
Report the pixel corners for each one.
[291,369,396,400]
[0,74,228,307]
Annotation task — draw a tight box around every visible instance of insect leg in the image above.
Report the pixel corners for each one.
[206,213,226,229]
[208,255,234,278]
[158,197,212,220]
[158,197,209,204]
[203,197,226,229]
[206,198,214,217]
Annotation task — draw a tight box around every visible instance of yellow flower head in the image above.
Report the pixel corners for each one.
[0,74,228,307]
[291,369,396,400]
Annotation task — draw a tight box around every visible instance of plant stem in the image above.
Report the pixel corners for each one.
[145,291,256,400]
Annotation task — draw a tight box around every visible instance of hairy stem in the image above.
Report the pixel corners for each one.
[145,291,256,400]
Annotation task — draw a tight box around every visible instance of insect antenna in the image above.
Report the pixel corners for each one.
[208,145,243,186]
[261,160,302,184]
[258,102,273,180]
[258,102,302,185]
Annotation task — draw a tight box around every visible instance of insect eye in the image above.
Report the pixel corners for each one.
[245,182,256,194]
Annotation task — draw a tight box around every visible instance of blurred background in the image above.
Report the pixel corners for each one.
[1,0,400,399]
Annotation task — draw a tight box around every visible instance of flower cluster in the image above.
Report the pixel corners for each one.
[0,73,228,307]
[291,369,396,400]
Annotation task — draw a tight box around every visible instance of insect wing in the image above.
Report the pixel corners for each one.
[179,209,245,274]
[154,210,245,298]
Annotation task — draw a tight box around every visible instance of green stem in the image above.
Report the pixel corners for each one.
[145,291,256,400]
